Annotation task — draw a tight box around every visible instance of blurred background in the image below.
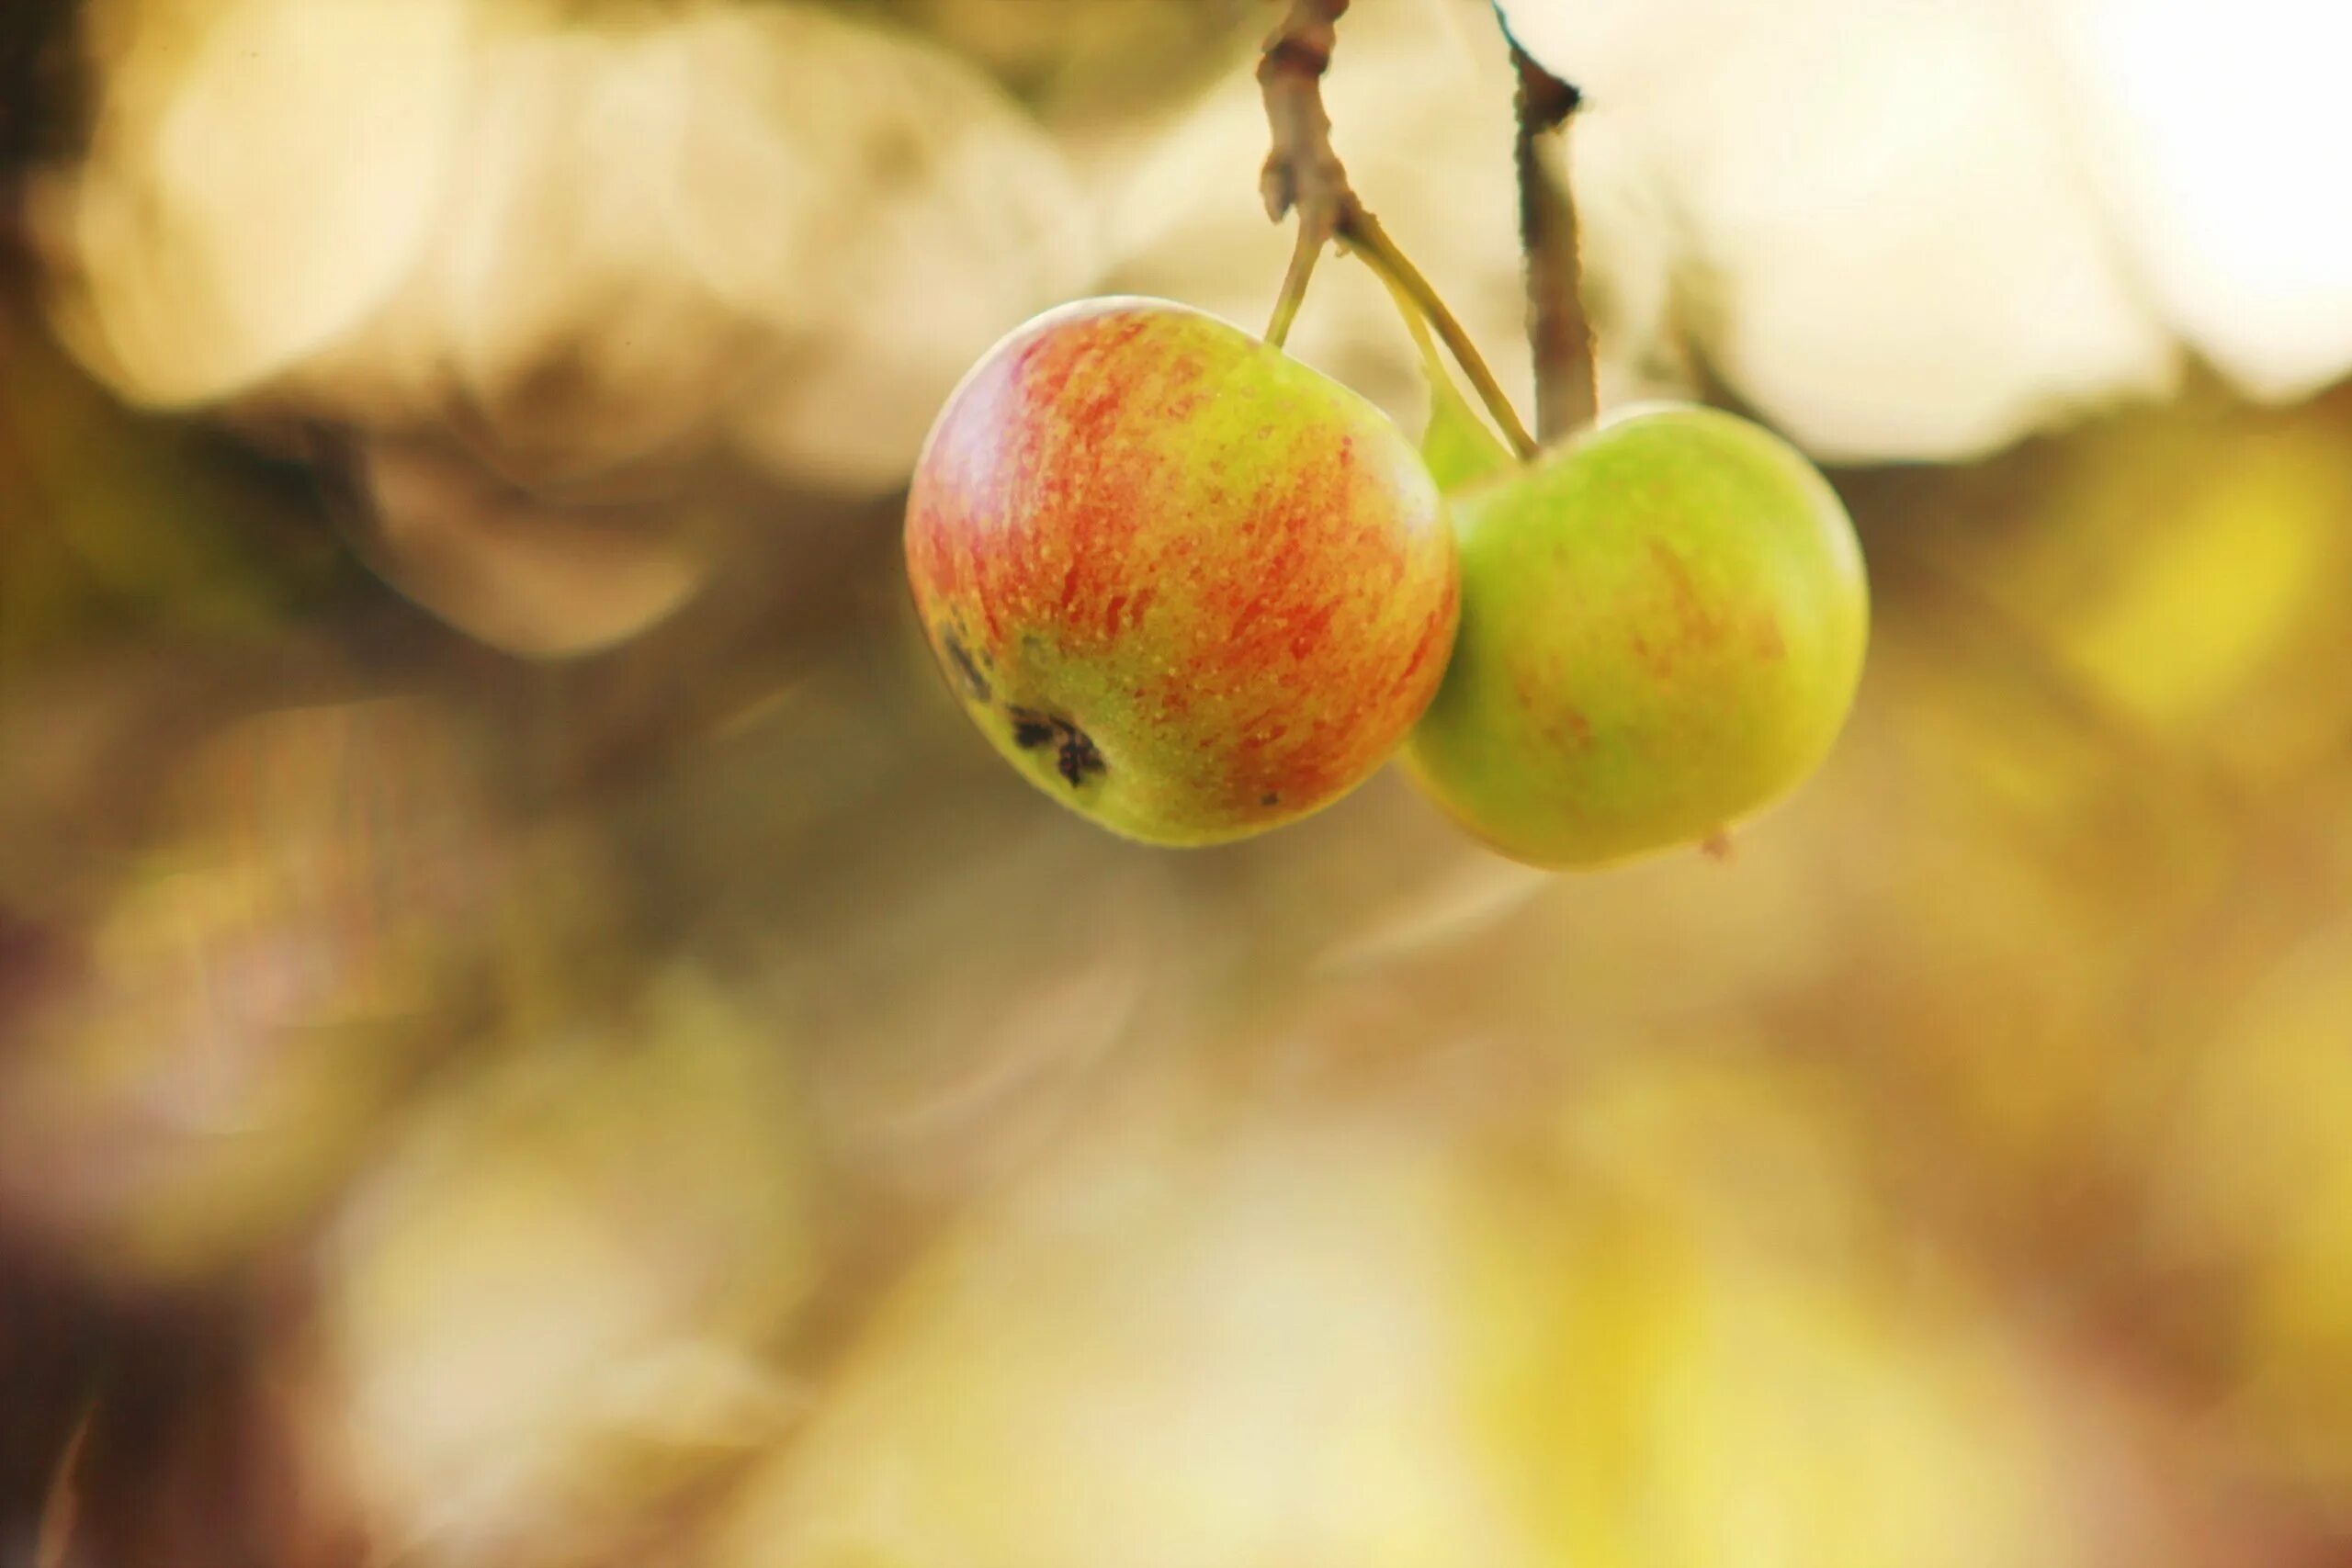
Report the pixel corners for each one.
[4,0,2352,1562]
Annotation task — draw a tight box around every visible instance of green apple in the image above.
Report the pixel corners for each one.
[905,297,1458,847]
[1405,404,1868,868]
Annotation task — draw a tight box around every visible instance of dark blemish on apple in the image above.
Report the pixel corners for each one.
[1261,792,1279,807]
[1008,708,1106,789]
[940,628,991,702]
[1056,728,1106,787]
[1010,709,1057,750]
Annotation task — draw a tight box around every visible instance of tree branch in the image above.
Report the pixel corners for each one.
[1257,0,1537,460]
[1510,40,1596,441]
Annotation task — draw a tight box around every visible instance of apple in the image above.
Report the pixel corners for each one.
[904,297,1458,846]
[1405,404,1867,868]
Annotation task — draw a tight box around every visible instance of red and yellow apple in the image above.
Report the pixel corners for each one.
[905,297,1458,845]
[1406,404,1868,868]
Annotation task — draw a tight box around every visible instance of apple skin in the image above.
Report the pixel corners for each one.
[1405,403,1868,869]
[905,297,1458,846]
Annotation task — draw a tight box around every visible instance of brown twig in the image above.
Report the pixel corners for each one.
[1509,38,1596,440]
[1257,0,1537,459]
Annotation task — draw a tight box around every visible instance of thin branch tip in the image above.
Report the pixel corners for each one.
[1511,40,1597,440]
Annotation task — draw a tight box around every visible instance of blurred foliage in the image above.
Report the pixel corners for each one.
[0,291,353,664]
[847,0,1260,124]
[6,1,2352,1566]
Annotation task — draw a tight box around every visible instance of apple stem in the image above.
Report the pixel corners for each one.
[1340,209,1537,459]
[1509,41,1598,440]
[1256,0,1539,460]
[1262,220,1324,351]
[1374,266,1450,398]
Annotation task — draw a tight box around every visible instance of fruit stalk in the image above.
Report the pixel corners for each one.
[1508,39,1597,439]
[1256,0,1538,460]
